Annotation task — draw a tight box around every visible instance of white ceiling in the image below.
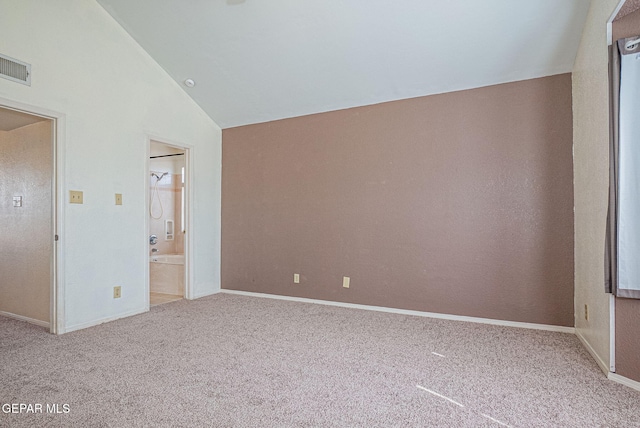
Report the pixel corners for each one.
[0,107,48,132]
[97,0,591,129]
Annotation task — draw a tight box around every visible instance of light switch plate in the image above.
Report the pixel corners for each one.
[115,193,122,205]
[294,273,300,284]
[69,190,83,204]
[12,196,22,207]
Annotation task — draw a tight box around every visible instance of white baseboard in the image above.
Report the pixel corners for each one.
[608,372,640,392]
[576,329,610,375]
[0,310,50,329]
[64,307,148,333]
[220,290,575,334]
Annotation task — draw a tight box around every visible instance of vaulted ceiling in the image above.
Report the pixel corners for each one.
[97,0,591,129]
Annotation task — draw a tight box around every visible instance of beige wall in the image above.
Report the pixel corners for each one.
[572,0,640,380]
[0,120,52,324]
[222,74,575,326]
[572,0,620,373]
[612,5,640,383]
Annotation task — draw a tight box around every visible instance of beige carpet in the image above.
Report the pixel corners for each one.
[1,293,639,427]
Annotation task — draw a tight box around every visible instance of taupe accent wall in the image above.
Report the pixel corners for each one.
[613,8,640,383]
[615,0,640,21]
[613,4,640,42]
[222,74,574,326]
[0,120,52,324]
[615,298,640,381]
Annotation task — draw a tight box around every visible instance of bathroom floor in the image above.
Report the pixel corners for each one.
[150,292,183,307]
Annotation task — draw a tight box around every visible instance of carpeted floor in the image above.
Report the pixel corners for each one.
[1,293,639,427]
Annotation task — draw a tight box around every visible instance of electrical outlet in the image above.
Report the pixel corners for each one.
[69,190,83,204]
[343,276,350,288]
[115,193,122,205]
[584,304,588,321]
[293,273,300,284]
[114,286,121,299]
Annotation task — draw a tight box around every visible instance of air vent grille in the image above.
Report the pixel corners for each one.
[0,53,31,86]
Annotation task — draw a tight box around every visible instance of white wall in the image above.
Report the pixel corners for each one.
[572,0,620,371]
[0,0,222,331]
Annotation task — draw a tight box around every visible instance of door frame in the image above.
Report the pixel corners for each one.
[0,96,65,334]
[145,135,194,308]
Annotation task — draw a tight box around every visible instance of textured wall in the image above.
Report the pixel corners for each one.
[615,298,640,381]
[612,5,640,384]
[222,74,575,326]
[0,0,222,332]
[615,0,640,21]
[613,6,640,41]
[0,121,52,323]
[572,0,620,372]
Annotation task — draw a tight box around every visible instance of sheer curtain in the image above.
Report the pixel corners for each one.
[607,37,640,299]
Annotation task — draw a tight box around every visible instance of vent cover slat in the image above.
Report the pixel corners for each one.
[0,53,31,86]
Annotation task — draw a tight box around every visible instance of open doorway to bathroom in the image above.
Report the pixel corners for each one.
[0,105,55,329]
[148,140,187,307]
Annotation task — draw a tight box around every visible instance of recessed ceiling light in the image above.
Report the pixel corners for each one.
[184,79,195,88]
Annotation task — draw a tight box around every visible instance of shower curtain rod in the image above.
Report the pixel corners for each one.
[150,153,184,159]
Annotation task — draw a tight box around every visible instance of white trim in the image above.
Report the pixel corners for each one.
[220,290,575,334]
[144,138,151,310]
[53,113,66,335]
[608,372,640,392]
[0,97,65,335]
[65,307,147,333]
[0,310,50,328]
[185,144,195,300]
[609,294,616,372]
[576,329,610,375]
[609,0,627,24]
[608,22,613,46]
[608,0,627,45]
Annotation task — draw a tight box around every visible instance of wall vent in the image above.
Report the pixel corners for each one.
[0,53,31,86]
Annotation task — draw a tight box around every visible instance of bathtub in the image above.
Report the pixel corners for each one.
[149,253,184,295]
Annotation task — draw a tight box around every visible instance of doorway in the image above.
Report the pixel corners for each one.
[0,105,55,329]
[148,140,189,307]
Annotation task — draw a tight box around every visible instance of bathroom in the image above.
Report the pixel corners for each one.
[149,141,186,306]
